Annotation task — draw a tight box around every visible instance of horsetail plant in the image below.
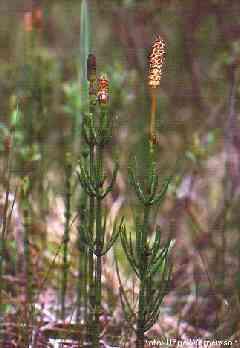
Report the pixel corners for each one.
[75,0,92,329]
[120,36,174,348]
[77,61,123,347]
[85,53,97,339]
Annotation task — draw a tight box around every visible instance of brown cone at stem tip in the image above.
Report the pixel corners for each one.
[87,54,97,96]
[97,74,109,104]
[87,54,97,81]
[148,35,166,89]
[23,7,43,32]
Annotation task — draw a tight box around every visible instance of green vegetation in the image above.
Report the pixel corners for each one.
[0,0,240,347]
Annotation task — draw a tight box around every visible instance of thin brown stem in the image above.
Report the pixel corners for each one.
[149,90,157,146]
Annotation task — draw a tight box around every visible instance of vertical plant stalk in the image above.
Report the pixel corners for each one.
[136,205,150,348]
[83,238,88,324]
[149,90,157,147]
[88,143,95,338]
[21,176,33,347]
[77,72,121,347]
[61,157,72,320]
[141,35,166,348]
[76,188,87,324]
[86,53,97,342]
[120,35,172,348]
[75,0,91,334]
[93,142,104,347]
[23,200,31,326]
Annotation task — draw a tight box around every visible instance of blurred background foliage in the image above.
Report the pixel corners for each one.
[0,0,240,344]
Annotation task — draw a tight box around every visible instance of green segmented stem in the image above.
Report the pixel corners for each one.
[88,143,96,342]
[120,86,173,348]
[92,142,103,347]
